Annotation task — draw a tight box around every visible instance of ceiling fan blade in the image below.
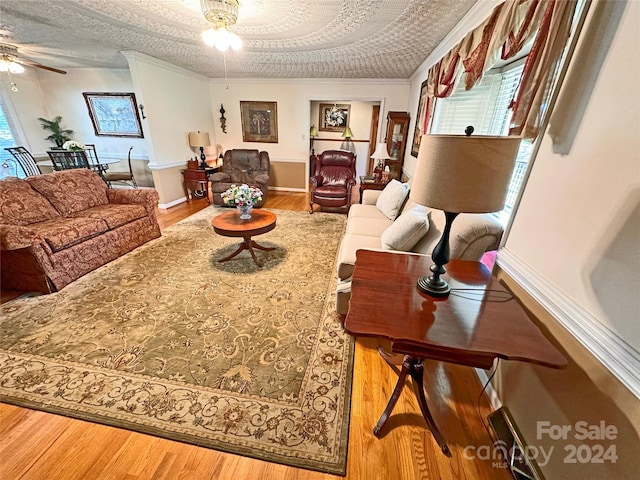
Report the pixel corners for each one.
[15,58,67,74]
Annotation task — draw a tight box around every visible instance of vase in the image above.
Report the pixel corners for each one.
[237,203,253,219]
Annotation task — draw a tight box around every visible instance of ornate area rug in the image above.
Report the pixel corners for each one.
[0,207,354,475]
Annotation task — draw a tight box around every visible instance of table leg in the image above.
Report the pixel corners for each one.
[411,360,452,457]
[374,354,451,456]
[218,237,275,268]
[373,356,411,436]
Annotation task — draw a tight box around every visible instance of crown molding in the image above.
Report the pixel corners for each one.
[497,247,640,400]
[120,51,210,82]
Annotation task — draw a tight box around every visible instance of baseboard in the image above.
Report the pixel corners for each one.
[497,248,640,400]
[158,196,187,209]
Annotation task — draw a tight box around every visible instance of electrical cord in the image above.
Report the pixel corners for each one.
[477,357,501,440]
[449,288,515,303]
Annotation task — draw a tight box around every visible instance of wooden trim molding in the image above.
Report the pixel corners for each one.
[497,247,640,399]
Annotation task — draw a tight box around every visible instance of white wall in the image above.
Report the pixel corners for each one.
[30,68,146,159]
[504,1,640,351]
[210,79,410,181]
[123,52,215,168]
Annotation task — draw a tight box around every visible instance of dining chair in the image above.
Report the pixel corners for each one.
[83,144,108,179]
[47,150,92,171]
[103,146,138,188]
[5,146,42,177]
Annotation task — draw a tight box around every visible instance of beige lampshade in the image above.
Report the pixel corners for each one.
[370,142,391,160]
[309,125,318,137]
[188,131,210,148]
[409,134,521,213]
[342,126,354,138]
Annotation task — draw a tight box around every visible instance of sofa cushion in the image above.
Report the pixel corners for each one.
[0,177,60,226]
[27,169,109,216]
[28,216,110,252]
[345,217,391,237]
[381,206,430,251]
[71,204,147,230]
[376,179,409,220]
[336,234,382,280]
[347,203,390,221]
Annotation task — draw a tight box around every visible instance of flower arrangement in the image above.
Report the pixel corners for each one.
[63,140,86,151]
[221,184,263,207]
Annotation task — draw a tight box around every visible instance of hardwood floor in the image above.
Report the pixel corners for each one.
[1,191,510,480]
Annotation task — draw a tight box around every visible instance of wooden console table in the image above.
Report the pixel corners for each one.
[344,250,566,455]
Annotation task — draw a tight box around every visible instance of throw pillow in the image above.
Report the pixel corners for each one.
[376,179,409,220]
[381,206,430,251]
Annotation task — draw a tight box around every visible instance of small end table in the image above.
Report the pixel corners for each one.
[182,166,220,203]
[344,250,566,455]
[358,176,389,203]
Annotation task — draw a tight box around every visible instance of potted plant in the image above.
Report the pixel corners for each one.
[38,116,74,148]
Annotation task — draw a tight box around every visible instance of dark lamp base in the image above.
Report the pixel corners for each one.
[417,275,451,297]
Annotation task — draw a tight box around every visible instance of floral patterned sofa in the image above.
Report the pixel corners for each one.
[0,169,161,293]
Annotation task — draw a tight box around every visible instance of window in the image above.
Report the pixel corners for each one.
[430,61,532,226]
[0,93,24,179]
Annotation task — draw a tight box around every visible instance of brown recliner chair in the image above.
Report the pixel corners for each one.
[309,150,356,214]
[209,149,270,207]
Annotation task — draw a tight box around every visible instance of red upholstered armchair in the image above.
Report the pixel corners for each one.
[309,150,356,214]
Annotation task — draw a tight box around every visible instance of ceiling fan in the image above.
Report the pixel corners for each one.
[0,42,67,75]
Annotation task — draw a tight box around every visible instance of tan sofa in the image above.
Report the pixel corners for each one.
[0,169,161,293]
[335,187,504,314]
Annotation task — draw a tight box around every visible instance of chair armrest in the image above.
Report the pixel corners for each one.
[0,224,42,250]
[210,172,231,183]
[310,175,323,188]
[254,173,269,185]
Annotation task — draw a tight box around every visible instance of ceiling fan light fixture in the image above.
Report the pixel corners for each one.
[200,0,242,52]
[202,25,242,51]
[8,61,25,74]
[0,58,24,74]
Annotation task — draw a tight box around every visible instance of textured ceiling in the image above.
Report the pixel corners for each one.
[0,0,476,79]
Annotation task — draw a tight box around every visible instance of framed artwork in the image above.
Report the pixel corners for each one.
[83,92,144,138]
[240,101,278,143]
[319,103,350,132]
[411,79,429,157]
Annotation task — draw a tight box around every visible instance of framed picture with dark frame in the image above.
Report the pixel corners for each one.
[82,92,144,138]
[240,101,278,143]
[411,79,429,157]
[319,103,350,132]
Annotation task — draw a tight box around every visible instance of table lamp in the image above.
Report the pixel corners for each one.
[370,142,391,180]
[188,131,211,169]
[341,126,356,154]
[409,133,521,297]
[309,125,318,155]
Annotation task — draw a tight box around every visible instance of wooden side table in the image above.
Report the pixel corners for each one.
[181,166,220,203]
[358,176,389,203]
[344,250,566,455]
[182,168,209,203]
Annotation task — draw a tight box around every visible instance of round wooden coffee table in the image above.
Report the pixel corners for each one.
[211,209,276,267]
